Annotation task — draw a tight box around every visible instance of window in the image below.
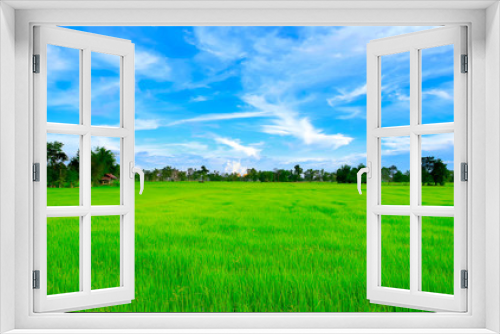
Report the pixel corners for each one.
[365,26,467,312]
[33,26,141,312]
[6,3,493,332]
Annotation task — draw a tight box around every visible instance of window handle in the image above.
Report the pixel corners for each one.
[357,162,371,195]
[129,162,144,195]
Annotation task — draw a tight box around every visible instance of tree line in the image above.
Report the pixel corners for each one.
[47,141,453,187]
[143,164,337,183]
[336,157,453,186]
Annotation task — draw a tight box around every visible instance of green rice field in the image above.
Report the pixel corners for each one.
[46,182,454,312]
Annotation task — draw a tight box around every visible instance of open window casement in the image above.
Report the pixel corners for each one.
[33,26,142,312]
[363,26,467,312]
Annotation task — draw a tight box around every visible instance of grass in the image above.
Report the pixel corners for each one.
[46,182,454,312]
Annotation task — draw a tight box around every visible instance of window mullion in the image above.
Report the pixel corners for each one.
[409,47,420,294]
[82,47,92,294]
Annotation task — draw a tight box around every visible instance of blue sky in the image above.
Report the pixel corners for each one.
[47,26,455,174]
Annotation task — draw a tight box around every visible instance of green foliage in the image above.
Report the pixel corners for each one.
[293,164,303,181]
[334,157,449,186]
[47,142,121,189]
[336,165,351,183]
[47,182,453,312]
[381,165,397,184]
[336,164,366,184]
[90,146,119,186]
[46,141,69,188]
[422,156,450,186]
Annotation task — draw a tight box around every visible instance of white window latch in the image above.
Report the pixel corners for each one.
[129,162,145,195]
[357,162,371,195]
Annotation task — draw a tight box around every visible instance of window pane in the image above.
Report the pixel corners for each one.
[421,216,454,295]
[91,52,121,127]
[421,133,454,206]
[421,45,454,124]
[47,133,80,206]
[91,137,121,206]
[91,215,120,290]
[47,45,80,124]
[381,215,410,290]
[381,52,410,127]
[381,137,410,205]
[47,217,80,295]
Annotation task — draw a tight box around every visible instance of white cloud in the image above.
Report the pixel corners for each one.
[394,92,410,101]
[169,110,270,126]
[214,136,261,158]
[47,88,80,109]
[47,44,79,71]
[46,45,80,109]
[91,137,121,151]
[281,152,367,170]
[335,107,365,120]
[245,95,353,149]
[135,142,211,160]
[91,52,120,71]
[135,49,172,81]
[91,137,121,161]
[188,26,436,101]
[190,95,209,102]
[381,137,410,156]
[381,133,453,157]
[422,133,454,152]
[91,80,120,99]
[190,27,248,62]
[136,119,162,130]
[168,142,210,151]
[224,160,248,175]
[422,89,453,100]
[327,84,366,106]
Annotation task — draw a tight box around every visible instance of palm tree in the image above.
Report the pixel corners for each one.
[305,169,314,181]
[144,170,153,182]
[68,149,79,172]
[161,166,172,181]
[153,168,162,181]
[47,141,68,166]
[273,168,281,182]
[47,141,68,188]
[90,146,116,186]
[294,164,303,181]
[200,165,209,181]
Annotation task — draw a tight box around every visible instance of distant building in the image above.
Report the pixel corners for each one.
[100,173,117,185]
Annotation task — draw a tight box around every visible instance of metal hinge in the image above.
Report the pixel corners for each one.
[33,270,40,289]
[33,54,40,73]
[461,270,468,289]
[461,54,468,73]
[33,163,40,182]
[461,162,468,181]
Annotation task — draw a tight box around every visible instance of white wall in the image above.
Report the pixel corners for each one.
[0,2,16,333]
[486,2,500,333]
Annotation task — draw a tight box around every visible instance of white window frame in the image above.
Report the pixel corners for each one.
[366,26,468,312]
[33,26,136,313]
[1,1,499,333]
